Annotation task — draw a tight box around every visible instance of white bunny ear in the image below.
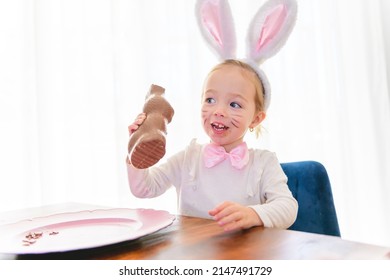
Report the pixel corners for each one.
[196,0,236,60]
[247,0,297,64]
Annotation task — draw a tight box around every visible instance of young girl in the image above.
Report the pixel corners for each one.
[126,59,298,232]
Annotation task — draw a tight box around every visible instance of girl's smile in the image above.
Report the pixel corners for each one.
[211,122,229,133]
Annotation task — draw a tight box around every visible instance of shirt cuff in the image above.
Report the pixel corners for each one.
[248,205,273,228]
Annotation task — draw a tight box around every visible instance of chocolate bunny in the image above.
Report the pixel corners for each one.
[128,84,174,169]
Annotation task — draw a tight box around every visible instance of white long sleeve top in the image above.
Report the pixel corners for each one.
[127,139,298,229]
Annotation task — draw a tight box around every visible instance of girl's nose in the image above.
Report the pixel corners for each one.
[214,108,225,117]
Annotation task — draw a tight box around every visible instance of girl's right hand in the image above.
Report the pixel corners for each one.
[128,113,146,135]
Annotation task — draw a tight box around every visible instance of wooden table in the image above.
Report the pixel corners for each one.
[1,203,389,260]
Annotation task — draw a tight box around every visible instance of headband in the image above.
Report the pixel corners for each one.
[195,0,298,110]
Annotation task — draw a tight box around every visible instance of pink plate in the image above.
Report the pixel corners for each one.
[0,208,175,254]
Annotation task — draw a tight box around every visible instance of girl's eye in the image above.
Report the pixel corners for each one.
[230,102,242,108]
[205,97,215,104]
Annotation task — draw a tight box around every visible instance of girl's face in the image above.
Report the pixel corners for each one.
[201,65,265,152]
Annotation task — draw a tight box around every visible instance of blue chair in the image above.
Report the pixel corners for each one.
[281,161,341,237]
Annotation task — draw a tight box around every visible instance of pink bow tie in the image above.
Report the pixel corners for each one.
[203,142,249,169]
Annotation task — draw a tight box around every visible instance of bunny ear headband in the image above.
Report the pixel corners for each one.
[196,0,298,110]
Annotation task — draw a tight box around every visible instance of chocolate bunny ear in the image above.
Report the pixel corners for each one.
[246,0,297,64]
[196,0,236,60]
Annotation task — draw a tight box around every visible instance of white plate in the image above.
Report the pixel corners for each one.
[0,208,175,254]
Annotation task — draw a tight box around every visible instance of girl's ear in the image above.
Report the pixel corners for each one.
[195,0,236,60]
[251,111,266,128]
[246,0,298,64]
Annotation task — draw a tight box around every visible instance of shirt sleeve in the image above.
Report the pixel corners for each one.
[248,152,298,229]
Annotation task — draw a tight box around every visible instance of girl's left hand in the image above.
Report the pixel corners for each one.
[208,201,263,231]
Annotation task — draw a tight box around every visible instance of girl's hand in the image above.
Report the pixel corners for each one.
[128,113,146,135]
[126,113,146,165]
[208,201,263,231]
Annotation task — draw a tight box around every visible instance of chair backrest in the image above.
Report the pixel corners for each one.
[281,161,341,236]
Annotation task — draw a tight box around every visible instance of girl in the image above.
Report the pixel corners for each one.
[126,59,298,232]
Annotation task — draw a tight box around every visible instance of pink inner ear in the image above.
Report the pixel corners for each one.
[201,2,223,47]
[257,4,287,52]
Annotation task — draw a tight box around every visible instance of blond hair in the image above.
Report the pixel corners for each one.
[204,59,265,137]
